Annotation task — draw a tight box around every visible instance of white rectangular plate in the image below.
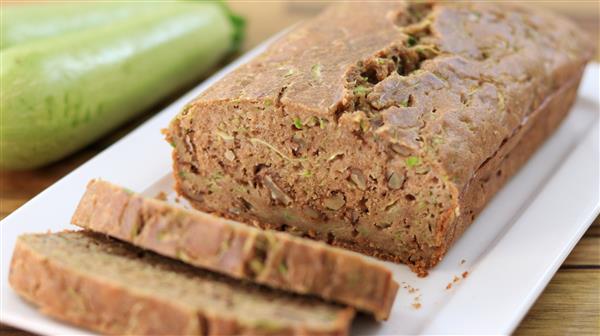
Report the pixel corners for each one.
[1,32,599,335]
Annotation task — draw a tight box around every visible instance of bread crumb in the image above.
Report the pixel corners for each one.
[155,191,167,201]
[453,275,460,283]
[446,283,452,290]
[462,271,469,278]
[400,282,422,308]
[460,259,466,264]
[401,282,419,293]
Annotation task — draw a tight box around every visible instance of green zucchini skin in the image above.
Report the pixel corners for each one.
[1,3,162,49]
[1,3,235,170]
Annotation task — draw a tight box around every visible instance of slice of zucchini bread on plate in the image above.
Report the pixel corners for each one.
[71,179,398,320]
[166,2,592,275]
[9,231,355,335]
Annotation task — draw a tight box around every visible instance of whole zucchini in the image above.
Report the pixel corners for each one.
[1,3,161,49]
[1,3,241,170]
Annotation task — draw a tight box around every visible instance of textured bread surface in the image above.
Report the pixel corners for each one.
[166,2,592,275]
[9,231,355,335]
[72,179,398,320]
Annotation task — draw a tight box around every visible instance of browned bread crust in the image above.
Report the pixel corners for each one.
[166,2,592,275]
[9,231,355,335]
[71,179,398,320]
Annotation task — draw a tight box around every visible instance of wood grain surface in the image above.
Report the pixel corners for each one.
[1,2,598,335]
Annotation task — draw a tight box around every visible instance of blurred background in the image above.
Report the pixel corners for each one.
[1,2,599,335]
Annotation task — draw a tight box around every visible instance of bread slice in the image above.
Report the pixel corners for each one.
[165,2,591,276]
[9,231,355,335]
[71,179,398,320]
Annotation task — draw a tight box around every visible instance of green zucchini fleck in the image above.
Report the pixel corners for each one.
[293,117,303,130]
[278,261,288,275]
[407,35,418,47]
[311,63,322,81]
[353,85,370,96]
[406,156,421,167]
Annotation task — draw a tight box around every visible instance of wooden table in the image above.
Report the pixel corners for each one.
[1,2,598,335]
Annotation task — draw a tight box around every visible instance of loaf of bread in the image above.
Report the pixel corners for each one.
[71,179,398,320]
[9,231,355,335]
[166,2,591,275]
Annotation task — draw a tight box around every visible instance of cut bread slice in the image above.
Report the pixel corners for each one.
[71,179,398,320]
[9,231,355,335]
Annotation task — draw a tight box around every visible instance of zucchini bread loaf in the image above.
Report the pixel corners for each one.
[166,2,591,275]
[71,179,398,320]
[9,231,355,335]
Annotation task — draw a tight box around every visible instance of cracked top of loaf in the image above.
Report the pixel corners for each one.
[190,1,590,189]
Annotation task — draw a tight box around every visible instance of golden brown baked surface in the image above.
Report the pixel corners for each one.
[167,2,592,275]
[71,179,398,320]
[9,231,355,335]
